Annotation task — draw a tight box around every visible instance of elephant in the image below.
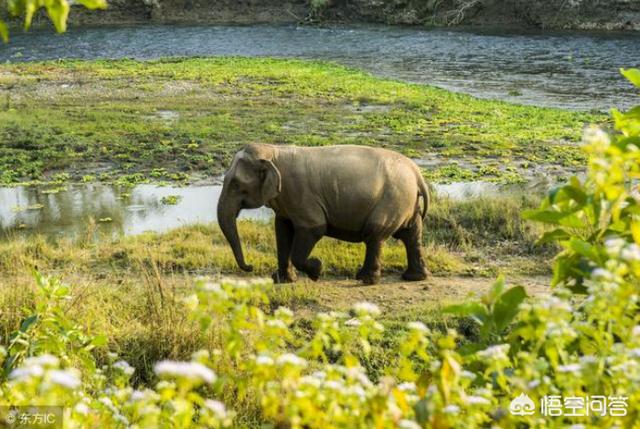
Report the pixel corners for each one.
[217,143,430,285]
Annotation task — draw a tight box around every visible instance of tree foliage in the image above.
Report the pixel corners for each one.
[0,0,106,42]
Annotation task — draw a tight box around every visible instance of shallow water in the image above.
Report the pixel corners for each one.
[1,24,639,110]
[0,182,538,238]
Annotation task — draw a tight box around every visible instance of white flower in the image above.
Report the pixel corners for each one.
[204,399,228,419]
[583,126,610,146]
[399,419,422,429]
[113,360,135,376]
[465,395,490,405]
[345,318,362,327]
[154,361,216,384]
[24,354,59,368]
[591,268,614,281]
[74,402,90,415]
[353,302,381,316]
[443,404,460,414]
[632,325,640,337]
[49,369,81,389]
[558,363,581,373]
[604,238,626,256]
[266,319,287,330]
[324,380,344,391]
[275,307,294,319]
[9,365,44,381]
[528,380,541,389]
[398,382,417,392]
[255,355,274,366]
[621,244,640,262]
[276,353,307,368]
[477,344,510,360]
[407,321,429,333]
[461,370,476,380]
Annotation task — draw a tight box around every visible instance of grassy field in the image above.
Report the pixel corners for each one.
[0,193,552,386]
[0,57,603,185]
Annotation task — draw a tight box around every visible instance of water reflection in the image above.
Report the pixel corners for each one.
[0,182,541,238]
[0,184,271,238]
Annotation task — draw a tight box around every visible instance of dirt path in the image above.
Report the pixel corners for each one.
[285,274,551,316]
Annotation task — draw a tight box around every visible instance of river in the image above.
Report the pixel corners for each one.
[1,24,639,110]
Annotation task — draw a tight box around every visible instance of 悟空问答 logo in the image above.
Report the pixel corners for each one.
[510,393,536,416]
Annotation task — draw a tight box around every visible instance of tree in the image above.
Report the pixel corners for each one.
[0,0,107,43]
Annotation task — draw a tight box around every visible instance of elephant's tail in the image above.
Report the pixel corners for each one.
[418,176,430,221]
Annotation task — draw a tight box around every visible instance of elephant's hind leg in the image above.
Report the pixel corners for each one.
[393,216,429,281]
[356,239,383,285]
[291,226,324,281]
[273,216,297,284]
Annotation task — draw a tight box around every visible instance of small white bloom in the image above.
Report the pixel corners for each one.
[266,319,287,330]
[353,302,381,316]
[407,321,429,333]
[461,370,476,380]
[74,402,90,415]
[345,318,362,327]
[154,361,216,384]
[49,369,81,389]
[621,244,640,262]
[399,419,422,429]
[9,365,44,381]
[113,360,135,376]
[204,399,228,419]
[528,380,541,389]
[276,353,307,368]
[605,238,626,256]
[591,268,614,281]
[477,344,510,360]
[398,382,417,392]
[465,395,490,405]
[275,306,294,319]
[255,355,274,366]
[583,126,610,146]
[558,363,581,373]
[24,354,59,368]
[443,404,460,414]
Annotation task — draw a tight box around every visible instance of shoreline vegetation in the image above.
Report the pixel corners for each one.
[0,57,603,187]
[18,0,640,32]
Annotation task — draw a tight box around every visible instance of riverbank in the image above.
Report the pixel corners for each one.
[51,0,640,32]
[0,57,602,186]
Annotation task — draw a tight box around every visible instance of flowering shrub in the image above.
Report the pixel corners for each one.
[1,69,639,428]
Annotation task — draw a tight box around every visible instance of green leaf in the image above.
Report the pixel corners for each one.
[568,238,600,262]
[537,228,571,244]
[443,302,489,326]
[19,315,38,332]
[76,0,107,9]
[621,68,640,88]
[492,286,526,332]
[45,0,71,33]
[0,20,8,43]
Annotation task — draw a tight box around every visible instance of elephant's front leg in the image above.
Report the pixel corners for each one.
[290,226,324,281]
[356,239,383,285]
[272,216,297,284]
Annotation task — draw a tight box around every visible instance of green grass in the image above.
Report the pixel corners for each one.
[0,57,603,185]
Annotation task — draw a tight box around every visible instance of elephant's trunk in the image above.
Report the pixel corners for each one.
[217,187,253,272]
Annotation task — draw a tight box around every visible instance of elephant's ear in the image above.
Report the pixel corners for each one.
[260,159,281,202]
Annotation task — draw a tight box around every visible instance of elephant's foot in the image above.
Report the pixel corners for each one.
[305,258,322,281]
[272,269,298,284]
[356,268,381,285]
[401,267,430,282]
